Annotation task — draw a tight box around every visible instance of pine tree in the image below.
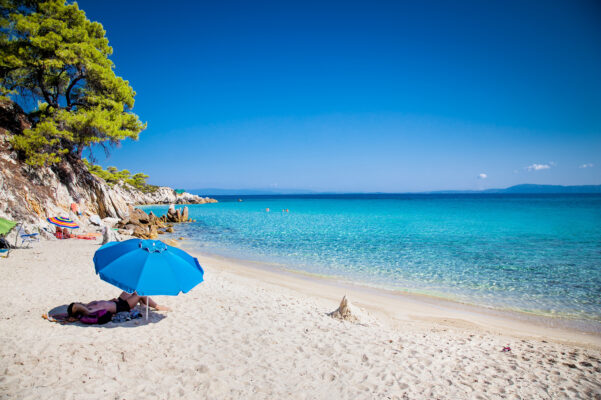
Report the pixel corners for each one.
[1,0,145,166]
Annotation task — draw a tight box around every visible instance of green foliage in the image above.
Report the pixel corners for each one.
[1,0,146,166]
[82,159,158,193]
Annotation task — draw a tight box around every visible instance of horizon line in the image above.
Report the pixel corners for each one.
[185,183,601,196]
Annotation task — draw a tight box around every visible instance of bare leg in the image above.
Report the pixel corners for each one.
[138,295,171,311]
[120,291,170,311]
[137,295,157,308]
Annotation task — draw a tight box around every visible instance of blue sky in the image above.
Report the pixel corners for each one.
[77,0,601,192]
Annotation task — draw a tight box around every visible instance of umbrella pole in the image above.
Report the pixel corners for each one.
[146,296,149,320]
[14,223,21,248]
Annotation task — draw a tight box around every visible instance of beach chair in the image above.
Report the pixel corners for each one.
[16,225,40,248]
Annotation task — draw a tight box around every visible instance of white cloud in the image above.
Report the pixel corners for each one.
[579,163,594,169]
[526,163,552,171]
[478,173,487,179]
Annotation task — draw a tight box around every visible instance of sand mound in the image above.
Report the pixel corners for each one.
[328,295,375,325]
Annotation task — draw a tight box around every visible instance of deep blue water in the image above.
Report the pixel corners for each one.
[144,194,601,321]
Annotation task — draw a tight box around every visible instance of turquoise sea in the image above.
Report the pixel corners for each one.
[144,194,601,325]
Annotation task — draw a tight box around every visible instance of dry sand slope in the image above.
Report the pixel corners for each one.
[0,240,600,399]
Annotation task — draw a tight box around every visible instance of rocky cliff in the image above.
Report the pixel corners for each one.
[110,184,217,207]
[0,99,216,242]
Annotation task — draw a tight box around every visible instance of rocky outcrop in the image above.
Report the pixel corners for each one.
[115,205,195,239]
[0,98,215,243]
[0,115,132,240]
[114,185,217,206]
[93,179,130,219]
[166,205,194,223]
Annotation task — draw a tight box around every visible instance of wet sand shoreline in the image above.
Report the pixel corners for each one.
[187,247,601,348]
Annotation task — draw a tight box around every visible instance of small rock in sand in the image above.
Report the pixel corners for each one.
[101,226,121,245]
[89,215,102,226]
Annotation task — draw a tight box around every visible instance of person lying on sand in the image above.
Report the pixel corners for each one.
[67,291,171,318]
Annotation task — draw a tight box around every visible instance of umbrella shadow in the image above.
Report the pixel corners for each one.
[48,304,167,328]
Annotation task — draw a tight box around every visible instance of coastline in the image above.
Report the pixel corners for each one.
[185,246,601,349]
[140,194,601,332]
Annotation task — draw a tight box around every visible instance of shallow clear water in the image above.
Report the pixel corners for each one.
[144,194,601,321]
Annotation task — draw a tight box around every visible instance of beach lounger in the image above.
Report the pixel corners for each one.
[17,225,40,248]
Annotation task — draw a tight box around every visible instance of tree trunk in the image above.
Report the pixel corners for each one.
[76,144,84,159]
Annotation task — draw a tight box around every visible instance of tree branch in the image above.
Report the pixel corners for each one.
[36,68,54,107]
[53,68,66,106]
[65,69,84,110]
[68,101,86,110]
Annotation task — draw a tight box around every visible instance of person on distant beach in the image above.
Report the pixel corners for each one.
[67,291,170,318]
[70,202,81,216]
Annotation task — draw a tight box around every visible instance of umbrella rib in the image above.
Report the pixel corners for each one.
[165,252,184,295]
[132,252,153,295]
[97,249,149,293]
[133,251,152,294]
[167,251,203,293]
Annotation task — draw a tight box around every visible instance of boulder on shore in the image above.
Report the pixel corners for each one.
[165,204,191,223]
[182,206,189,222]
[102,217,120,228]
[116,205,193,239]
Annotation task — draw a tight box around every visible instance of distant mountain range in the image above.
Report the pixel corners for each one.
[190,184,601,196]
[429,184,601,194]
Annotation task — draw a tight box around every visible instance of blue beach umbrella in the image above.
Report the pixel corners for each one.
[93,239,204,319]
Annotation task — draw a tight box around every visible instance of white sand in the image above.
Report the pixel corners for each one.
[1,239,600,399]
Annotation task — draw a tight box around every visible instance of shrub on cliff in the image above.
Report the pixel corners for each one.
[0,0,145,166]
[83,159,158,193]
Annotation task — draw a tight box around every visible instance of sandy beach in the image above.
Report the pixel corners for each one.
[1,239,600,399]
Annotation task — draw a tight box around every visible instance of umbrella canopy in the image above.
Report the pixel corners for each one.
[0,217,17,236]
[47,216,79,229]
[93,239,204,296]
